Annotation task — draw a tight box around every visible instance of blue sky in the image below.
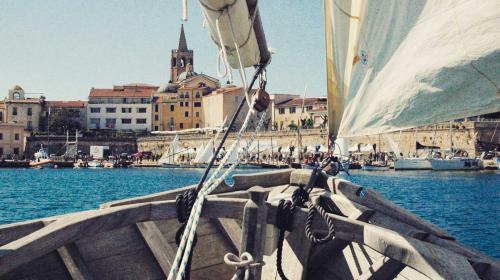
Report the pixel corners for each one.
[0,0,326,100]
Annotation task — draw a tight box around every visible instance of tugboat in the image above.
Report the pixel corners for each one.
[29,145,53,168]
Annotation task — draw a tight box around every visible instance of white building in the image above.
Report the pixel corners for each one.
[86,83,158,132]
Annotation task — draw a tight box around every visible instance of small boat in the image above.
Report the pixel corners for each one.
[430,158,483,171]
[394,158,432,170]
[103,161,115,168]
[362,161,390,171]
[73,159,87,168]
[87,160,103,168]
[29,146,53,168]
[0,160,30,168]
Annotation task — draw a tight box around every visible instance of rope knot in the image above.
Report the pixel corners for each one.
[224,252,264,280]
[176,189,198,223]
[291,187,309,207]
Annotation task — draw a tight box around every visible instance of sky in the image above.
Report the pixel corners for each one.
[0,0,326,101]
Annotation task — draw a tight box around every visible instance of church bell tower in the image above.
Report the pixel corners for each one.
[170,24,194,82]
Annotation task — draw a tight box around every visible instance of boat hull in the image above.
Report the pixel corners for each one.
[362,164,390,171]
[394,158,432,170]
[430,158,483,171]
[29,159,54,168]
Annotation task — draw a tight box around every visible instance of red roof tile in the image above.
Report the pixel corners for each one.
[48,101,87,108]
[89,87,156,98]
[275,97,327,107]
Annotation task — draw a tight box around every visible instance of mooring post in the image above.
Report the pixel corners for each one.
[240,186,268,280]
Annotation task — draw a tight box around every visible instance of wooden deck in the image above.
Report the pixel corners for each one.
[0,169,498,279]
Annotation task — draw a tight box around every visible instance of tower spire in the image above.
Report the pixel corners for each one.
[178,24,188,52]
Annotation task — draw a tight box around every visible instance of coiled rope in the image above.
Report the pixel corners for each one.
[274,169,336,280]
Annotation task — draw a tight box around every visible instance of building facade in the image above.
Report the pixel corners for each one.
[0,122,27,159]
[87,83,157,132]
[47,101,87,131]
[3,85,44,132]
[273,97,328,130]
[152,25,220,131]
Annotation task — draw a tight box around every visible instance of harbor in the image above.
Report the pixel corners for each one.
[0,0,499,279]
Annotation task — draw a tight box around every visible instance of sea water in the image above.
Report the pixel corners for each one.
[0,168,498,259]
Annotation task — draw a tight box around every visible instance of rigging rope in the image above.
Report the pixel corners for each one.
[224,252,264,280]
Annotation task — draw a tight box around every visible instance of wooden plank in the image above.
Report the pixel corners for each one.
[239,186,268,280]
[136,221,177,277]
[0,198,247,276]
[100,169,291,208]
[212,218,241,253]
[356,257,405,280]
[267,203,481,280]
[307,209,375,275]
[327,178,454,240]
[56,243,95,280]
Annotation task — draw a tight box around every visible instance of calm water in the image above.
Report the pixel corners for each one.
[0,168,498,259]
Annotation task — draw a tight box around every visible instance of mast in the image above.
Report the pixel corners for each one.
[449,121,453,153]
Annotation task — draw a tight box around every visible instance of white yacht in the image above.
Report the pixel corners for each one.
[394,158,432,170]
[430,157,483,171]
[29,145,54,168]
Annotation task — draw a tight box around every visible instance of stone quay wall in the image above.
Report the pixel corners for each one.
[138,121,499,157]
[137,129,330,156]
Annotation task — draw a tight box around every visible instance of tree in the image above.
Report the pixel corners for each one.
[48,108,82,135]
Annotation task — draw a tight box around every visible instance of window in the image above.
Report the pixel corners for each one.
[195,112,200,118]
[0,133,2,140]
[0,111,3,121]
[136,118,147,124]
[137,107,147,113]
[180,102,184,107]
[0,148,3,156]
[13,148,19,155]
[12,107,17,116]
[306,106,313,111]
[121,108,132,113]
[123,98,127,103]
[27,108,32,116]
[105,118,116,129]
[170,105,175,111]
[154,126,159,131]
[185,111,189,117]
[90,107,101,113]
[106,107,116,113]
[278,108,285,114]
[90,118,100,129]
[196,123,200,128]
[121,118,132,124]
[180,123,184,129]
[154,104,159,113]
[185,102,189,107]
[289,107,296,114]
[14,133,19,141]
[27,121,32,130]
[194,102,201,107]
[195,92,201,98]
[154,115,159,121]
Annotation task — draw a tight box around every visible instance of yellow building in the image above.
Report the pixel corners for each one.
[153,73,219,131]
[273,97,328,130]
[203,86,249,129]
[0,122,27,159]
[152,25,220,131]
[3,85,44,132]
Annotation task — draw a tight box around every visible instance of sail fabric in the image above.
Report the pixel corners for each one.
[325,0,500,137]
[196,139,214,163]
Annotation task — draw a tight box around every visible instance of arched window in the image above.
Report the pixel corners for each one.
[180,58,185,67]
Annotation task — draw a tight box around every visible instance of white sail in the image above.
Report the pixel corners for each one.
[325,0,500,138]
[159,134,180,164]
[193,143,205,162]
[195,139,214,164]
